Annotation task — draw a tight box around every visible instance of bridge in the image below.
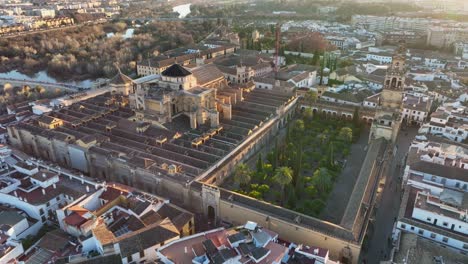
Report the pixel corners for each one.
[0,77,88,92]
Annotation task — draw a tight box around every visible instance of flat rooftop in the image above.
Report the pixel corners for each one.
[393,233,468,264]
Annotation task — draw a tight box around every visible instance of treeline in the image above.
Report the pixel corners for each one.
[336,2,422,22]
[0,20,216,81]
[119,2,173,19]
[0,83,67,114]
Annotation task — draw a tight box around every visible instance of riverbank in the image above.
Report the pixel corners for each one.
[0,70,96,88]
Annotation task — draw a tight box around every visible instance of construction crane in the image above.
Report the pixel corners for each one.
[274,22,281,74]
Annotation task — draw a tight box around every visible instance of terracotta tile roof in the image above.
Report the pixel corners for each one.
[140,203,193,230]
[64,213,87,227]
[92,222,115,246]
[192,64,224,85]
[38,229,71,252]
[117,218,180,257]
[99,187,126,202]
[37,115,58,125]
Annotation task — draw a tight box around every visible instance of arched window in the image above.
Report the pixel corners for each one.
[391,77,397,88]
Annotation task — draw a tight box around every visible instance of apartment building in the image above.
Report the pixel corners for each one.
[156,221,340,264]
[419,103,468,142]
[397,138,468,254]
[402,94,432,125]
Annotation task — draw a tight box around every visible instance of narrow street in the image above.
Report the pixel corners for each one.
[361,126,419,263]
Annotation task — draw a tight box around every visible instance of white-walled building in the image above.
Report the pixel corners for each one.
[424,58,447,69]
[397,138,468,255]
[363,93,380,109]
[0,160,94,224]
[0,207,42,263]
[366,52,393,64]
[419,103,468,142]
[321,91,362,107]
[0,146,195,264]
[402,94,432,125]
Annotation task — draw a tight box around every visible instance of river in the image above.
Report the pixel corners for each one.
[0,70,94,88]
[173,4,191,18]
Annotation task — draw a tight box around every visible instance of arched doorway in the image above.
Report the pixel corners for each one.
[207,205,216,223]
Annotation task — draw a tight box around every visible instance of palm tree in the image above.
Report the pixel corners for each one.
[273,166,293,205]
[318,134,327,144]
[233,163,251,189]
[312,167,332,195]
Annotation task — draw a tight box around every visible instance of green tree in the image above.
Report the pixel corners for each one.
[319,56,325,85]
[271,139,279,169]
[338,127,353,142]
[303,108,313,120]
[318,133,327,144]
[305,185,317,198]
[328,141,335,167]
[292,119,305,138]
[312,50,320,65]
[273,166,293,204]
[248,190,262,199]
[352,107,360,126]
[258,184,270,195]
[233,163,251,188]
[304,199,326,216]
[293,141,303,194]
[256,153,264,173]
[312,167,332,195]
[304,90,318,105]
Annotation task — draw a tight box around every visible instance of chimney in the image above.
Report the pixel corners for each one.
[42,173,46,178]
[53,183,56,189]
[13,191,17,197]
[86,186,90,192]
[42,189,46,195]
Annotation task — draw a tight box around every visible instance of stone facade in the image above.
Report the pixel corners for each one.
[370,44,406,143]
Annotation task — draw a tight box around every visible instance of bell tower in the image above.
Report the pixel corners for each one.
[370,42,406,143]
